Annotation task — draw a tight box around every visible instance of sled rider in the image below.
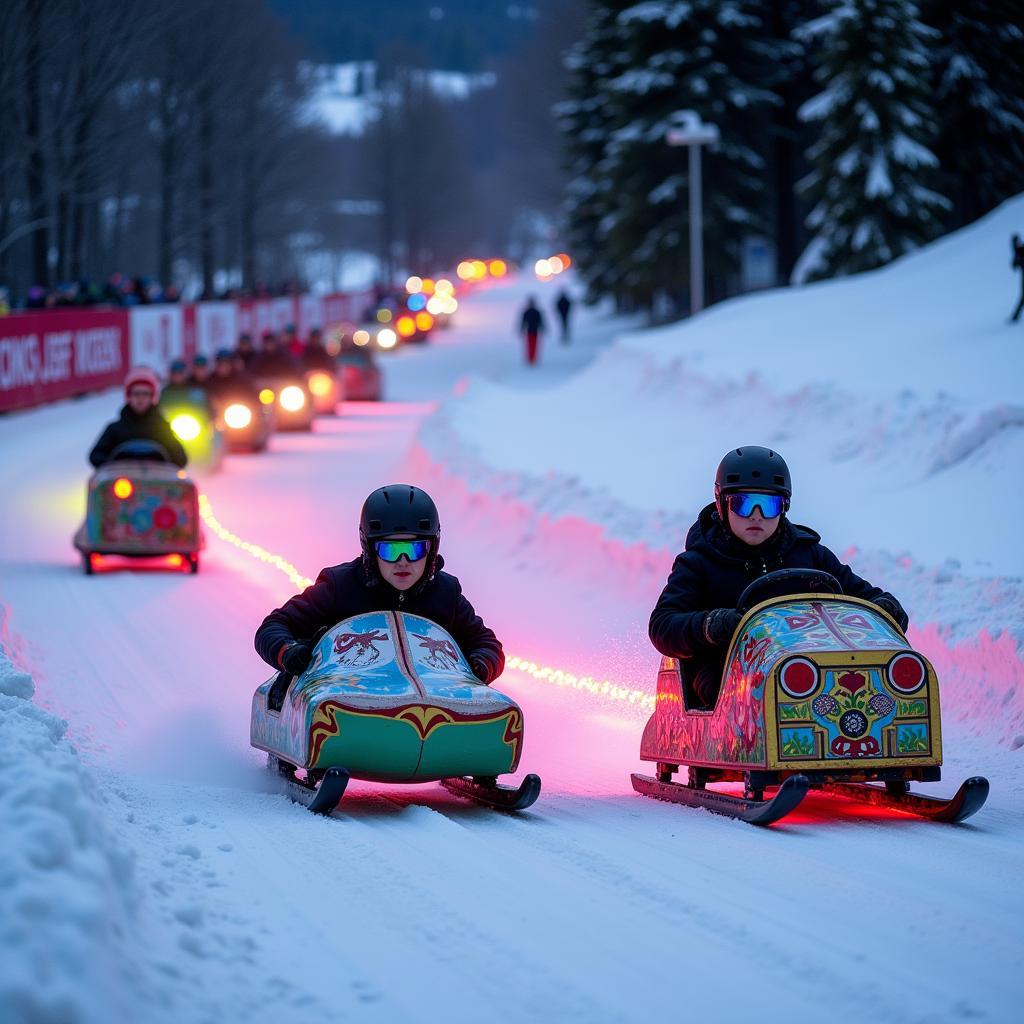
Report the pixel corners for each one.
[88,367,188,468]
[254,484,504,686]
[649,446,908,709]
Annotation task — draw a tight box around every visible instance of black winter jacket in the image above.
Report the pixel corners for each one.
[650,504,907,669]
[250,349,301,379]
[254,555,505,683]
[520,307,545,333]
[88,405,188,468]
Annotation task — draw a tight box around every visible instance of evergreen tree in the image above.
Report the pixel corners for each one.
[557,2,630,305]
[928,0,1024,229]
[561,0,779,313]
[796,0,950,281]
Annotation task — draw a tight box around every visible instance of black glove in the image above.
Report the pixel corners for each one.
[280,642,313,677]
[873,596,909,631]
[703,608,742,647]
[469,657,491,685]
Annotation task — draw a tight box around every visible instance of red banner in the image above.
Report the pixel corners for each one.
[0,290,370,413]
[0,310,129,413]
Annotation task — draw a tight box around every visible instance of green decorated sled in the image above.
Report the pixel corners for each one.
[251,610,541,814]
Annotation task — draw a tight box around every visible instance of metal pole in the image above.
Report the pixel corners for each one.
[689,142,703,314]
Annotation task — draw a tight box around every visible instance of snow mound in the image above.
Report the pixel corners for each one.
[0,646,144,1024]
[408,196,1024,744]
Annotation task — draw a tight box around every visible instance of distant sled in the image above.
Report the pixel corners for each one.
[251,611,541,815]
[632,569,988,827]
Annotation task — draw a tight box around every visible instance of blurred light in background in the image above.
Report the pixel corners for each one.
[353,329,370,346]
[407,293,427,311]
[471,259,486,279]
[415,312,434,331]
[376,308,392,323]
[435,278,454,296]
[170,413,202,441]
[405,275,423,294]
[307,372,334,396]
[488,259,507,277]
[224,403,253,429]
[396,315,416,338]
[113,477,133,500]
[279,386,306,412]
[259,388,276,405]
[377,328,398,349]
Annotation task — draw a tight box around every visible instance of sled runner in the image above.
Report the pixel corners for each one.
[252,611,541,815]
[632,569,988,826]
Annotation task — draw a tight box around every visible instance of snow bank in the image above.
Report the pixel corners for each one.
[408,196,1024,744]
[0,645,144,1024]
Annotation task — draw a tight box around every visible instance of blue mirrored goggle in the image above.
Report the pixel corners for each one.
[375,539,430,563]
[726,492,786,519]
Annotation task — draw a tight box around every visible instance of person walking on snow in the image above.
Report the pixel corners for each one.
[649,446,907,709]
[555,289,573,343]
[519,296,545,366]
[1010,234,1024,323]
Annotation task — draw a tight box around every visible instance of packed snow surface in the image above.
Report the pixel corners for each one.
[1,242,1022,1022]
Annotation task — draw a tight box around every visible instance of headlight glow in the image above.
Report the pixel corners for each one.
[259,388,275,405]
[279,385,306,412]
[170,413,201,441]
[224,403,253,429]
[307,372,334,397]
[113,477,133,499]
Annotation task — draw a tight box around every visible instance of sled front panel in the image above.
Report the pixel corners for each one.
[250,611,523,781]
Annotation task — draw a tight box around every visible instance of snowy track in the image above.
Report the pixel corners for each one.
[2,280,1022,1023]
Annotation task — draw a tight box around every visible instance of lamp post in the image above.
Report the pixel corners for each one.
[666,110,719,315]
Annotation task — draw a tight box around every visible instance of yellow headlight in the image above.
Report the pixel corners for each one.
[308,372,333,397]
[224,403,253,429]
[279,385,306,412]
[259,388,275,405]
[170,413,201,441]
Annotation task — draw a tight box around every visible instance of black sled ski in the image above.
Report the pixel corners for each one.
[269,756,350,816]
[819,776,989,823]
[440,773,542,812]
[631,772,809,826]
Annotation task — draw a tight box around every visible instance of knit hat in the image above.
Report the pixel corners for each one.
[124,366,161,401]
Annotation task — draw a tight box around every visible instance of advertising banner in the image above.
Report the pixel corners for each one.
[194,302,238,357]
[129,306,185,371]
[0,310,129,413]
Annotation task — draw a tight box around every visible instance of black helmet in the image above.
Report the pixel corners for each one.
[714,446,792,518]
[359,484,441,582]
[169,358,187,374]
[193,354,209,367]
[215,347,234,362]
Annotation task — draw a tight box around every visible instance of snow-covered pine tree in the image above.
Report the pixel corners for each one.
[928,0,1024,228]
[796,0,950,281]
[605,1,778,311]
[558,2,629,305]
[560,0,779,312]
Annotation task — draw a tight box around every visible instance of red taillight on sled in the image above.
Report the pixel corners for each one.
[779,657,819,698]
[887,652,926,693]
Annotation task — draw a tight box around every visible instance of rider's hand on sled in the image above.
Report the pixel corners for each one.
[703,608,742,647]
[872,596,909,631]
[279,641,313,676]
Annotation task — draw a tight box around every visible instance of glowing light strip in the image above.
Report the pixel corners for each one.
[199,495,653,710]
[199,495,313,591]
